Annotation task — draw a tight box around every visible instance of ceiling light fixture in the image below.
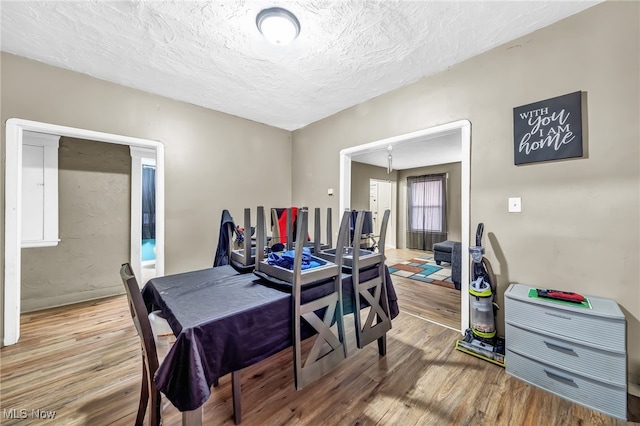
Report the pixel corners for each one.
[256,7,300,45]
[387,145,393,174]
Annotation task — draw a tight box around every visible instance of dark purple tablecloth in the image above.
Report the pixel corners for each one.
[141,265,398,412]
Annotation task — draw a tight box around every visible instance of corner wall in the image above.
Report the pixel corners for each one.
[1,53,292,341]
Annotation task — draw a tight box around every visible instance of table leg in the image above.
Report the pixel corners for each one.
[182,406,202,426]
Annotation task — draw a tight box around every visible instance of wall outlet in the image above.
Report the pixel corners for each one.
[508,197,522,213]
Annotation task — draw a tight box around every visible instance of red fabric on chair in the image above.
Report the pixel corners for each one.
[273,207,310,244]
[277,207,297,244]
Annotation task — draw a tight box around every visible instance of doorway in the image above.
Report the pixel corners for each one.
[3,118,165,346]
[141,160,157,284]
[339,120,471,333]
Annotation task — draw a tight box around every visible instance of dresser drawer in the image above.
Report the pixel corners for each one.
[505,295,625,351]
[506,350,627,420]
[506,323,626,385]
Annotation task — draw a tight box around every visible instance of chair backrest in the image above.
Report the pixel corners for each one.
[375,209,391,256]
[271,207,310,249]
[312,207,332,254]
[350,209,392,349]
[120,263,161,425]
[291,209,351,390]
[228,208,256,272]
[349,210,375,249]
[271,207,297,246]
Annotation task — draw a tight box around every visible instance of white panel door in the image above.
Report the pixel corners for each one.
[369,183,379,233]
[369,179,395,247]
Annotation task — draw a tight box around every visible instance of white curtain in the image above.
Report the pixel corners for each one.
[407,174,447,250]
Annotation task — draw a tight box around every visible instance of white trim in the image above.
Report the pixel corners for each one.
[130,146,156,157]
[3,118,165,346]
[339,119,471,333]
[459,122,471,333]
[23,131,60,148]
[4,124,22,346]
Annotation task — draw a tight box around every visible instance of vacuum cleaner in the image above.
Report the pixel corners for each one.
[455,223,506,367]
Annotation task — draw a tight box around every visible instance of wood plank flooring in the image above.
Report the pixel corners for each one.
[385,248,461,330]
[1,250,638,425]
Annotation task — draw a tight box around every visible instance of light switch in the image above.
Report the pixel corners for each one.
[327,188,334,196]
[508,197,522,213]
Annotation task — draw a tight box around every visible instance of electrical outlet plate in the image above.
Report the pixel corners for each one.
[508,197,522,213]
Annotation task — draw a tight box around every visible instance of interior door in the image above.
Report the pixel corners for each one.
[369,179,395,247]
[369,183,379,233]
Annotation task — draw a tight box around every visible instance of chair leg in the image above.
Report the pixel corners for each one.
[232,370,241,424]
[377,333,387,356]
[136,359,149,426]
[149,389,162,426]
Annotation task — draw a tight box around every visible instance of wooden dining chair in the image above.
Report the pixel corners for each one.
[311,207,332,254]
[120,262,165,426]
[351,209,392,353]
[291,209,351,390]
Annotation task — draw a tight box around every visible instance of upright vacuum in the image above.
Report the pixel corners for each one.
[455,223,506,367]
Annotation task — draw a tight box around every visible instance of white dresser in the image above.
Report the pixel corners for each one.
[505,283,627,420]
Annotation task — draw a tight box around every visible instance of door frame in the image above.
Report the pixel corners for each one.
[3,118,165,346]
[339,119,471,333]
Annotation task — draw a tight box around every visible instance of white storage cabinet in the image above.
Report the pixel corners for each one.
[21,131,60,248]
[505,283,627,420]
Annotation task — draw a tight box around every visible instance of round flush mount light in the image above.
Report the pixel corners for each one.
[256,7,300,45]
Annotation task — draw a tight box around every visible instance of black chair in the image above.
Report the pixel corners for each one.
[120,263,165,426]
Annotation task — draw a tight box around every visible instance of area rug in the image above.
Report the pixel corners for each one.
[388,254,455,289]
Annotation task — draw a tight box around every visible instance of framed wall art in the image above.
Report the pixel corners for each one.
[513,91,583,165]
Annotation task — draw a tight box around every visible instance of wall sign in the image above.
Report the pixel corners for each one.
[513,91,583,165]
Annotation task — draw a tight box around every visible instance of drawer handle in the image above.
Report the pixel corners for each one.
[544,369,577,387]
[543,341,576,354]
[544,312,572,320]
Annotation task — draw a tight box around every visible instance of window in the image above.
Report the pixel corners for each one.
[407,174,446,232]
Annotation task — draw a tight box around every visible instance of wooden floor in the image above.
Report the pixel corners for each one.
[1,251,638,425]
[385,248,461,330]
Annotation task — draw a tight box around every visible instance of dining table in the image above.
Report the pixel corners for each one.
[141,263,399,424]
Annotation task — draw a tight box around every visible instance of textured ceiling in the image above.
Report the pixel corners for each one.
[1,1,600,132]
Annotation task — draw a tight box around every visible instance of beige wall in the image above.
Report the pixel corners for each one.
[350,161,398,210]
[292,2,639,384]
[21,138,130,311]
[397,162,462,248]
[1,53,292,325]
